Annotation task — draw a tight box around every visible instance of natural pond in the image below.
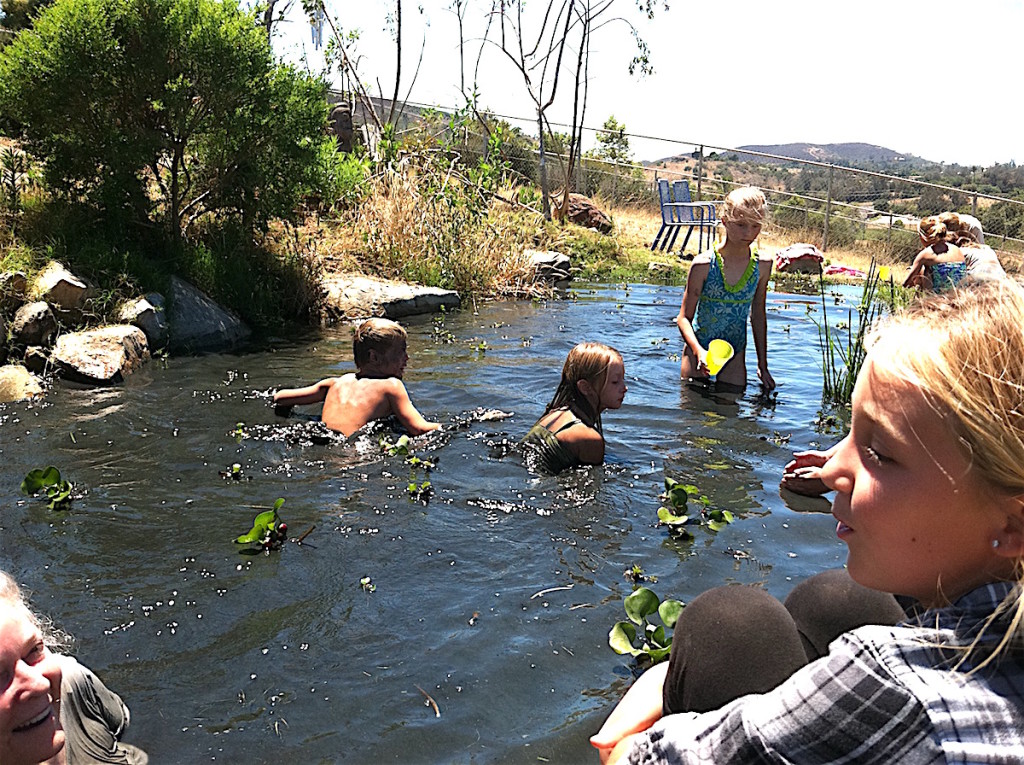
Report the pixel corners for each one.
[1,281,859,764]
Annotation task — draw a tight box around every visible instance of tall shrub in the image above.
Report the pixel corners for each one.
[0,0,331,240]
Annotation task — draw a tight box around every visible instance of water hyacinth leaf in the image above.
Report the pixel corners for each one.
[624,587,660,624]
[646,645,672,664]
[21,466,62,495]
[608,622,641,656]
[649,625,667,648]
[659,599,684,628]
[235,509,279,544]
[657,507,689,526]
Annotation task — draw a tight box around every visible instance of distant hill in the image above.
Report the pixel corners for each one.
[732,142,926,167]
[649,142,932,169]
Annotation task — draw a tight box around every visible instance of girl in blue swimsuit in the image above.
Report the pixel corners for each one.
[903,215,966,294]
[676,187,775,389]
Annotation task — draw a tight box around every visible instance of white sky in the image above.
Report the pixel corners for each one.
[274,0,1022,167]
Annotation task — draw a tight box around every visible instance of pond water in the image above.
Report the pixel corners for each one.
[1,281,860,764]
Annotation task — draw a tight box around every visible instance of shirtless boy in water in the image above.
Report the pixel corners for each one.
[272,318,441,437]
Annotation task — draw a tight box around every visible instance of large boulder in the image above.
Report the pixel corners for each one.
[34,261,90,312]
[525,249,572,288]
[322,274,461,320]
[0,364,43,402]
[11,301,57,347]
[119,293,168,350]
[566,193,613,234]
[167,277,251,353]
[51,325,149,385]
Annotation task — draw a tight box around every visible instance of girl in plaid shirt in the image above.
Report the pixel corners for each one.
[595,282,1024,764]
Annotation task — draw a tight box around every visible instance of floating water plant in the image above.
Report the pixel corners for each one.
[235,498,288,553]
[407,480,432,505]
[380,434,412,457]
[624,564,657,585]
[20,466,73,511]
[608,587,684,665]
[657,477,735,537]
[360,576,376,593]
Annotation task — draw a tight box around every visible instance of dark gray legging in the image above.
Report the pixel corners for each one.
[662,568,906,714]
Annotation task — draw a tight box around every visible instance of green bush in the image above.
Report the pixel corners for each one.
[0,0,332,241]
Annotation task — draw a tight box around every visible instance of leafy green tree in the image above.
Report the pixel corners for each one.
[590,115,632,165]
[0,0,331,240]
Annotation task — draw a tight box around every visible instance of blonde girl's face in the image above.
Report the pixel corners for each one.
[0,605,64,765]
[722,216,762,246]
[597,359,627,412]
[821,358,1013,607]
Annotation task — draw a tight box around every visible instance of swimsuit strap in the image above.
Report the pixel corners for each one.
[551,414,583,435]
[713,246,758,293]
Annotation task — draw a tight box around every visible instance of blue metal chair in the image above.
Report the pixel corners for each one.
[651,179,718,255]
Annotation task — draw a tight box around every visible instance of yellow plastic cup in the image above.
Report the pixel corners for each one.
[878,265,891,281]
[705,339,735,376]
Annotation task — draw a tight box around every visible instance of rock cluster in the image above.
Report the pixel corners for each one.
[0,262,251,402]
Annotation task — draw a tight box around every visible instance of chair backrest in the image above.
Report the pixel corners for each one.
[671,180,695,222]
[657,179,674,224]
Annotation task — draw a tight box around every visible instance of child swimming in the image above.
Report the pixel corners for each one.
[521,342,627,473]
[675,186,775,389]
[592,281,1024,763]
[272,317,440,437]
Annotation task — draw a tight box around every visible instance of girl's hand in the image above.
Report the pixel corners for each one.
[695,347,710,376]
[757,365,775,390]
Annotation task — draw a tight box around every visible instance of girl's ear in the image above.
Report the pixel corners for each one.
[576,378,595,399]
[992,495,1024,559]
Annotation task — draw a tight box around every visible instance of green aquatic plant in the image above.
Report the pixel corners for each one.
[235,498,288,553]
[608,587,685,665]
[20,466,73,511]
[360,576,376,593]
[657,477,735,537]
[815,260,910,408]
[624,564,657,585]
[380,434,411,457]
[407,480,432,505]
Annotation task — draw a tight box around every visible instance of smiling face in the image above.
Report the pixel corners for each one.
[596,359,627,412]
[821,358,1015,607]
[0,604,64,765]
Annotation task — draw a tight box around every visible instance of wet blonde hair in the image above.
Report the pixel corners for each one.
[720,186,767,225]
[866,283,1024,655]
[353,318,407,367]
[544,342,623,431]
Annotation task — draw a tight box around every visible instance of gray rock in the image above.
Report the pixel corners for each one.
[12,301,57,347]
[322,275,461,320]
[119,293,168,349]
[0,364,44,402]
[23,346,48,375]
[34,261,90,312]
[51,325,149,385]
[525,249,572,288]
[0,270,28,311]
[167,277,251,353]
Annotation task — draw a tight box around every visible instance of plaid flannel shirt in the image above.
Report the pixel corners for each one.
[629,582,1024,764]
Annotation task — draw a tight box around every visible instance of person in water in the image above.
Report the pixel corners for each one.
[592,281,1024,763]
[522,342,627,473]
[272,317,440,437]
[904,214,967,292]
[676,186,775,390]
